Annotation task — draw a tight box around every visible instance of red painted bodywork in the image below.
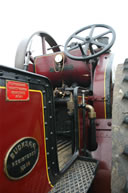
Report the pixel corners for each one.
[93,54,110,119]
[0,88,51,193]
[35,52,90,87]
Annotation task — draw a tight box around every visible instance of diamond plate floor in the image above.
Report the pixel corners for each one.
[49,159,97,193]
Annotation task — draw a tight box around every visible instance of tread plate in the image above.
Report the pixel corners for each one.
[49,159,97,193]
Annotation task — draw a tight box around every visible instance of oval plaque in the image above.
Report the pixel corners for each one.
[4,137,39,180]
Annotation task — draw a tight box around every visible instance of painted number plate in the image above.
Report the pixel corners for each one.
[6,80,29,101]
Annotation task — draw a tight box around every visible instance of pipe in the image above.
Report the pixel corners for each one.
[86,104,96,118]
[86,104,97,151]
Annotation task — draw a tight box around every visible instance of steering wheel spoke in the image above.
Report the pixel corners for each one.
[68,44,79,51]
[73,35,85,42]
[84,43,90,56]
[89,25,96,37]
[93,30,112,40]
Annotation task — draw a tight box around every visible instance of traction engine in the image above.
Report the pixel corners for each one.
[0,24,116,193]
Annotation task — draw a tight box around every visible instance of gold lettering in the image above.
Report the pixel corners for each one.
[15,160,18,166]
[20,164,26,172]
[18,144,21,151]
[25,141,29,147]
[29,141,33,148]
[12,162,15,167]
[21,157,25,162]
[26,161,30,167]
[10,153,15,160]
[9,82,26,87]
[20,161,31,173]
[13,147,18,155]
[33,143,36,150]
[17,159,21,164]
[11,91,25,95]
[8,87,27,91]
[21,141,25,148]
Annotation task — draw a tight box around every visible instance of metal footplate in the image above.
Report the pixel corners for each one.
[49,157,98,193]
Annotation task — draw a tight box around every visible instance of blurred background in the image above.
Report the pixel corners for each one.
[0,0,127,73]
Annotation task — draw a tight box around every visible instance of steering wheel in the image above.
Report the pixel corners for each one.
[15,31,61,70]
[64,24,116,61]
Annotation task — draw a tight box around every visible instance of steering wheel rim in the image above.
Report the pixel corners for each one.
[64,24,116,61]
[15,31,61,70]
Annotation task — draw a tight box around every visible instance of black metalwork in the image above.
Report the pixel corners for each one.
[88,118,97,151]
[78,90,87,155]
[73,87,80,152]
[64,24,116,61]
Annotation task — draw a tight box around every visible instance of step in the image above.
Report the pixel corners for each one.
[49,157,98,193]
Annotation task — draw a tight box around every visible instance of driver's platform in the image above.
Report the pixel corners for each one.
[49,157,98,193]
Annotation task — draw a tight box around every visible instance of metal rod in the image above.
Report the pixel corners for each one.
[81,90,86,155]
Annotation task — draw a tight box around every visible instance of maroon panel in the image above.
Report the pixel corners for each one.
[0,88,52,193]
[92,130,112,170]
[34,51,91,87]
[93,53,109,119]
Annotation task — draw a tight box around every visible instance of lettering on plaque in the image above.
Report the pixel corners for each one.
[4,137,39,180]
[6,80,29,101]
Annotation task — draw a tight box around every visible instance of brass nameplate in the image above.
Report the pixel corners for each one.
[4,137,39,180]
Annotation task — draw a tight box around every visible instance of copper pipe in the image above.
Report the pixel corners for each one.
[86,104,96,118]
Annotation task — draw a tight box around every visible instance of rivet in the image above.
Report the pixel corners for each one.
[96,122,99,126]
[107,122,112,126]
[45,84,49,87]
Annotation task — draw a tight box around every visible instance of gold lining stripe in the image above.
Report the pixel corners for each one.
[0,86,5,89]
[29,89,53,187]
[0,86,53,187]
[104,63,107,119]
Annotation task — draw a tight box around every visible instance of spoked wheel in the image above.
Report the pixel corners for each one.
[64,24,116,61]
[112,60,128,193]
[15,31,61,70]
